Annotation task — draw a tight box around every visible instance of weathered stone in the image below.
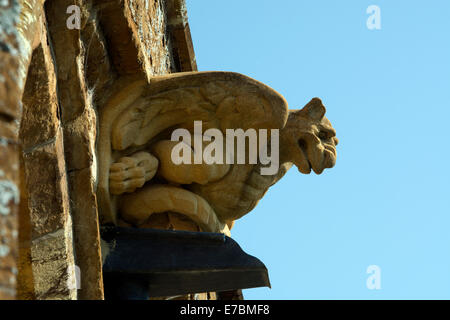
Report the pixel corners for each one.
[68,167,104,300]
[45,0,88,124]
[124,0,176,76]
[17,246,34,299]
[0,141,19,300]
[62,108,96,172]
[80,16,113,97]
[166,0,197,71]
[45,0,103,300]
[18,13,78,299]
[0,0,43,299]
[95,0,142,77]
[17,154,35,299]
[21,42,59,150]
[22,131,70,240]
[31,228,76,300]
[0,119,19,143]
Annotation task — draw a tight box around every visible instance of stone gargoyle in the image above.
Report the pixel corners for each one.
[97,72,338,235]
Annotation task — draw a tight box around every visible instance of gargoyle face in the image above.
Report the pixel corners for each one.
[282,98,338,174]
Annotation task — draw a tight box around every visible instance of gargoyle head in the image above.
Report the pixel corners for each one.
[281,98,338,174]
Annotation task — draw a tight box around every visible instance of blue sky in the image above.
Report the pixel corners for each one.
[186,1,450,299]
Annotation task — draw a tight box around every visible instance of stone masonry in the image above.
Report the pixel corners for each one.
[0,0,196,299]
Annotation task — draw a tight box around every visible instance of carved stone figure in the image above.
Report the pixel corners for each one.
[97,71,338,235]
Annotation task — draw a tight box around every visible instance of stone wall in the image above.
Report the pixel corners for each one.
[0,0,196,299]
[0,0,42,300]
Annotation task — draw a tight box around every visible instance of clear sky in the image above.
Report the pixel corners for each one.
[186,0,450,299]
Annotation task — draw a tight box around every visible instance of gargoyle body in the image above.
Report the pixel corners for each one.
[97,72,338,235]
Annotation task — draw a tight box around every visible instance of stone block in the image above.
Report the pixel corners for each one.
[22,131,70,240]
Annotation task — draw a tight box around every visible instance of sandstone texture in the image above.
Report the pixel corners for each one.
[0,0,42,299]
[1,0,196,299]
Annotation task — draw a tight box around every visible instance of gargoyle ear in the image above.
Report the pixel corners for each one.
[300,97,326,121]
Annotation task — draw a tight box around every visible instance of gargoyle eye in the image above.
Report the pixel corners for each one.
[298,138,307,151]
[318,131,328,140]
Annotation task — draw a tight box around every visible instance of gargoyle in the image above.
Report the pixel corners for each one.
[97,72,338,235]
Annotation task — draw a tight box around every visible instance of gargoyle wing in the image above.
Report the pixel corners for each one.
[111,71,288,151]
